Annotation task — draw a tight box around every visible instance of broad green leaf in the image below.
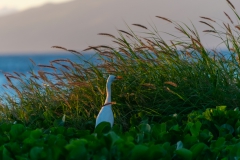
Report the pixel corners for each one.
[170,124,180,132]
[210,137,225,152]
[3,146,14,160]
[5,142,21,155]
[23,137,35,146]
[15,155,29,160]
[139,123,151,133]
[221,124,234,134]
[30,147,44,160]
[10,124,25,140]
[148,144,169,159]
[175,148,192,160]
[0,123,11,132]
[65,139,88,159]
[190,121,202,137]
[152,123,166,140]
[94,122,111,135]
[130,145,148,160]
[229,142,240,159]
[66,128,76,137]
[199,129,213,142]
[183,134,198,148]
[159,123,167,133]
[106,131,121,146]
[216,106,227,111]
[30,129,42,139]
[203,108,212,121]
[136,133,144,144]
[190,143,207,159]
[184,122,194,132]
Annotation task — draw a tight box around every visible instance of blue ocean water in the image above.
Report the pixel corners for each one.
[0,53,97,96]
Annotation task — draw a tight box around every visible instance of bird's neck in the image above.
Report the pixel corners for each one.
[104,82,111,104]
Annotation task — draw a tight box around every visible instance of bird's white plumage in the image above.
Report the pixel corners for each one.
[95,75,116,128]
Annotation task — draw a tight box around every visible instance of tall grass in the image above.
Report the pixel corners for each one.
[0,0,240,130]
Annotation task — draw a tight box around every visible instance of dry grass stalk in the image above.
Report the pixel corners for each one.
[2,84,8,89]
[143,38,157,46]
[146,44,156,52]
[175,27,186,35]
[156,16,172,23]
[83,46,101,52]
[38,71,48,81]
[66,60,77,68]
[54,81,65,86]
[223,22,228,30]
[13,72,21,77]
[51,59,71,66]
[164,86,175,94]
[164,81,178,87]
[170,40,177,49]
[99,52,114,59]
[118,30,134,37]
[223,23,233,34]
[134,46,149,51]
[29,58,36,66]
[118,48,131,57]
[59,64,72,70]
[203,30,217,33]
[112,40,127,47]
[236,55,240,64]
[185,51,192,57]
[199,21,215,29]
[41,72,58,77]
[189,29,198,38]
[96,86,104,95]
[51,46,68,51]
[224,12,234,24]
[68,82,90,87]
[191,36,203,48]
[38,64,57,70]
[52,73,63,81]
[141,83,156,90]
[235,25,240,30]
[132,24,148,29]
[6,75,23,82]
[67,49,82,55]
[51,59,70,63]
[9,84,22,98]
[30,75,39,80]
[98,33,116,38]
[226,0,235,9]
[97,45,114,50]
[200,16,216,23]
[96,63,110,69]
[5,76,13,85]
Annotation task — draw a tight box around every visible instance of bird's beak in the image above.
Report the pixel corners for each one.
[115,76,123,80]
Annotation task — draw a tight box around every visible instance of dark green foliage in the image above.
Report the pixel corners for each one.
[0,107,239,159]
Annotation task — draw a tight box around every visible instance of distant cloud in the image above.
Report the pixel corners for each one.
[0,7,18,17]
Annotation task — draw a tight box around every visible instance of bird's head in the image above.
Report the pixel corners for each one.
[107,75,122,84]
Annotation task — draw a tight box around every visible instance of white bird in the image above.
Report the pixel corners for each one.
[95,75,121,128]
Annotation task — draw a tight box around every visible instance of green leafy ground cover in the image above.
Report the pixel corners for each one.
[1,106,240,159]
[0,0,240,159]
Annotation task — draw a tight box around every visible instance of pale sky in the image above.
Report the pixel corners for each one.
[0,0,72,15]
[0,0,240,53]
